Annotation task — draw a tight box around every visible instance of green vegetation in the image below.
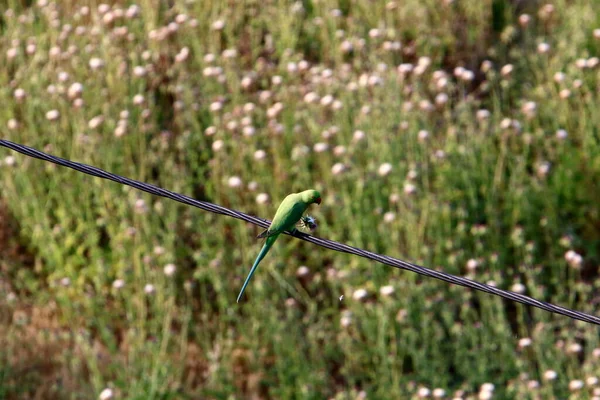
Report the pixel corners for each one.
[1,0,600,398]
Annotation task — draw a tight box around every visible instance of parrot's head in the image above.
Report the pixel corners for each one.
[301,189,321,205]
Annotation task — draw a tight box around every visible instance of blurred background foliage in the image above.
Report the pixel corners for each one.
[1,0,600,398]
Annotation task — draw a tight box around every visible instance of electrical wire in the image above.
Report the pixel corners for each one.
[1,139,599,325]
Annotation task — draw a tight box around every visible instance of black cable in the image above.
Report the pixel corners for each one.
[1,138,599,325]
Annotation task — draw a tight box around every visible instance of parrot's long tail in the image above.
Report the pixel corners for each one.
[237,235,278,302]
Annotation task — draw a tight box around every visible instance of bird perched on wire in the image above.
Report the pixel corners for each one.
[237,189,321,302]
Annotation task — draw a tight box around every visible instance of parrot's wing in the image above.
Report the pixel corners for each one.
[257,194,306,239]
[257,229,280,239]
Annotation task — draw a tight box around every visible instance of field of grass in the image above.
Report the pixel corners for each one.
[1,0,600,398]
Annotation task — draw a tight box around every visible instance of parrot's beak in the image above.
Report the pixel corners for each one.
[316,197,321,205]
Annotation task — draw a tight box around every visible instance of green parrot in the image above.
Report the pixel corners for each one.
[237,189,321,302]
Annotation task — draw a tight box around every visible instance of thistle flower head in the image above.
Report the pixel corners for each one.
[298,215,318,231]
